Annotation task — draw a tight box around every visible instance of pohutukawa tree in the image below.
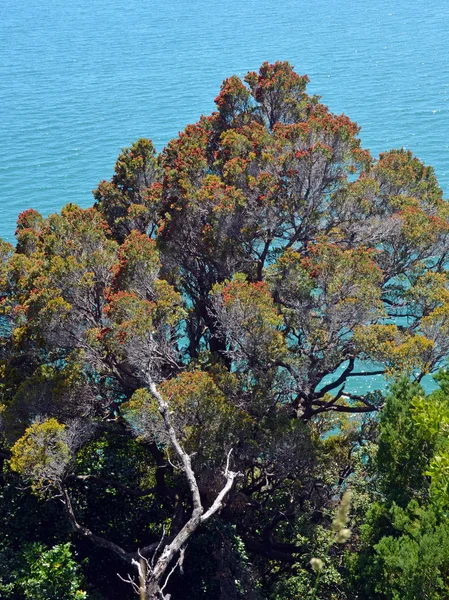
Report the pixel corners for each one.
[1,61,449,598]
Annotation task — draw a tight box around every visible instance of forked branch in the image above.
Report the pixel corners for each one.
[62,375,240,599]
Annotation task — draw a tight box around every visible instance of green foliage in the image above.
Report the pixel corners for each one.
[269,523,348,600]
[10,418,70,495]
[350,375,449,599]
[123,371,243,467]
[353,325,434,376]
[93,138,162,242]
[376,378,432,506]
[0,542,87,600]
[360,503,449,600]
[211,274,286,368]
[411,379,449,511]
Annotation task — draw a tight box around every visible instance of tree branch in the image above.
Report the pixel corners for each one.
[344,370,385,378]
[200,449,238,522]
[308,401,380,417]
[316,358,354,396]
[61,486,134,564]
[147,378,203,515]
[144,375,240,592]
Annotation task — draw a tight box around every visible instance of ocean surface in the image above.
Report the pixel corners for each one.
[1,0,449,393]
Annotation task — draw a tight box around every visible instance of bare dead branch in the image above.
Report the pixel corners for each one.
[139,375,240,597]
[117,571,140,594]
[61,486,133,563]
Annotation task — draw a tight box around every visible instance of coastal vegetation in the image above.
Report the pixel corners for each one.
[1,62,449,598]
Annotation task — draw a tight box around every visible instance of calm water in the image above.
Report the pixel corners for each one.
[1,0,449,392]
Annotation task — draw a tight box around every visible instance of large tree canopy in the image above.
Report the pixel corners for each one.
[95,62,449,416]
[1,62,449,599]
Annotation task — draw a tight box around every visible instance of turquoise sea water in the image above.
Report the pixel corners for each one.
[2,0,449,244]
[1,0,449,393]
